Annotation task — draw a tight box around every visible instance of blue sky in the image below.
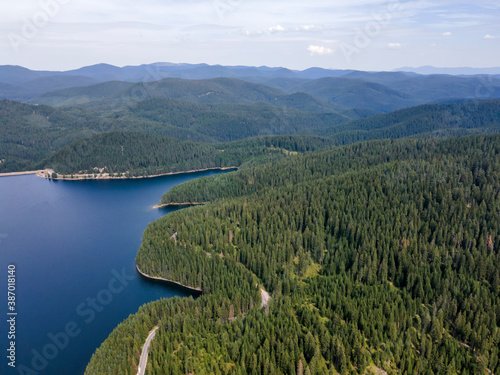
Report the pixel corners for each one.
[1,0,499,71]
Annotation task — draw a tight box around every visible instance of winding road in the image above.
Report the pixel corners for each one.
[137,326,159,375]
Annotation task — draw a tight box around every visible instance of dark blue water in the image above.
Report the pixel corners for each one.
[0,171,224,375]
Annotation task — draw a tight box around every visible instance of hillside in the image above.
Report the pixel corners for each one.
[318,100,500,143]
[45,132,230,177]
[31,73,500,116]
[0,96,355,173]
[34,77,286,107]
[31,81,135,107]
[0,100,104,172]
[0,65,101,101]
[85,134,500,375]
[3,63,500,112]
[271,92,348,113]
[130,98,350,141]
[387,75,500,103]
[290,77,416,112]
[34,77,344,114]
[0,99,207,172]
[45,133,335,177]
[3,98,499,175]
[301,72,500,106]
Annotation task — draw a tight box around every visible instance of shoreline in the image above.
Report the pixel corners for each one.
[35,167,237,181]
[0,170,43,177]
[135,264,203,294]
[153,202,205,209]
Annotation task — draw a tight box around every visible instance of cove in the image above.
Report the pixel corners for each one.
[0,170,226,375]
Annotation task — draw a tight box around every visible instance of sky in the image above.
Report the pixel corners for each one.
[1,0,499,71]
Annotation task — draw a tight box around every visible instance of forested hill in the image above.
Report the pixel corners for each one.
[0,100,105,172]
[4,96,499,176]
[86,134,500,375]
[289,77,415,112]
[160,129,500,205]
[319,99,500,144]
[46,131,233,177]
[45,132,336,177]
[34,77,286,107]
[2,63,500,99]
[0,97,351,173]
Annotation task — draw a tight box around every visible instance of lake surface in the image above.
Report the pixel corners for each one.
[0,171,225,375]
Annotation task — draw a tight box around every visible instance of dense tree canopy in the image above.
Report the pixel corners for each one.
[86,135,500,375]
[46,133,336,177]
[2,98,499,174]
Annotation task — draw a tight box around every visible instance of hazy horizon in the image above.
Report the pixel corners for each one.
[3,61,500,76]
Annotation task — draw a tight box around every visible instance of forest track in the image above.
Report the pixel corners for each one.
[137,326,159,375]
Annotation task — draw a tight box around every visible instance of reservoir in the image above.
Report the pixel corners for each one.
[0,171,225,375]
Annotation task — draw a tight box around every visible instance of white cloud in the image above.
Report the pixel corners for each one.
[297,24,323,32]
[243,29,265,37]
[388,43,401,49]
[269,25,286,33]
[307,45,334,56]
[242,23,327,38]
[2,0,499,71]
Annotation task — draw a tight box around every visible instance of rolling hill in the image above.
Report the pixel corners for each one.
[33,77,350,114]
[289,77,416,112]
[33,78,286,107]
[45,132,337,176]
[319,99,500,143]
[2,63,499,118]
[0,96,352,173]
[31,81,136,107]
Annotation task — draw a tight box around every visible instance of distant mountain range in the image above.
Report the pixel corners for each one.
[1,62,500,174]
[0,63,351,101]
[0,62,352,88]
[29,73,500,114]
[1,62,500,103]
[395,66,500,76]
